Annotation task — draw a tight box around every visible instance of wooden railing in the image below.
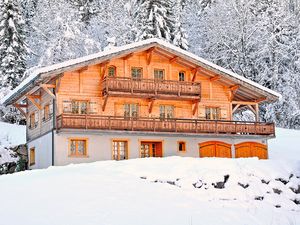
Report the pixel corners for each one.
[56,114,275,136]
[101,77,201,98]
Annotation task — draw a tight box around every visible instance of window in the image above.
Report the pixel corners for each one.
[30,147,35,166]
[29,112,38,129]
[178,141,186,152]
[154,69,165,80]
[69,139,88,157]
[112,140,128,160]
[71,100,88,114]
[159,105,174,119]
[108,66,116,77]
[179,72,185,81]
[124,103,139,118]
[205,107,221,120]
[42,103,53,122]
[131,67,142,80]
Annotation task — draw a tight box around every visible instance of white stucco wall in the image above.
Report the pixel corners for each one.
[27,132,53,169]
[53,131,268,166]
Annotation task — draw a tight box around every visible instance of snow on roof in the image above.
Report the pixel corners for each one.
[1,38,281,106]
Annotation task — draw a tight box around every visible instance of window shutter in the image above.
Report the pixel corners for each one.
[198,106,206,118]
[63,100,72,113]
[49,103,53,115]
[89,102,98,114]
[34,112,39,127]
[221,108,228,119]
[41,108,45,120]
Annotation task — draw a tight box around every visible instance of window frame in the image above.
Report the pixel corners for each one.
[177,141,186,152]
[29,147,35,166]
[111,139,129,160]
[205,107,221,120]
[179,71,185,81]
[108,65,116,77]
[154,69,165,80]
[68,138,89,157]
[42,103,53,122]
[159,105,175,119]
[71,100,89,114]
[131,67,143,80]
[29,112,38,129]
[124,103,139,119]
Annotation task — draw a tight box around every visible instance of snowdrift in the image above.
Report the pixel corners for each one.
[0,157,299,225]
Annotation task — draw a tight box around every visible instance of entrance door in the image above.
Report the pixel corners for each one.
[199,141,232,158]
[140,142,162,158]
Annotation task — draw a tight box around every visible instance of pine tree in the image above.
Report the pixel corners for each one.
[173,0,189,49]
[0,0,27,89]
[133,0,175,42]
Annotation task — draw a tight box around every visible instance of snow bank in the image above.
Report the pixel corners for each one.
[0,157,299,225]
[0,121,26,147]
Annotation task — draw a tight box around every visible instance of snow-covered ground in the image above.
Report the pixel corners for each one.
[0,124,299,225]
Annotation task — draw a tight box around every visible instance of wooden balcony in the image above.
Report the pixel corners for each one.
[56,114,275,136]
[101,77,201,100]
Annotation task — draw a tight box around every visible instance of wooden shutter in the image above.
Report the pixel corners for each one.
[34,112,39,127]
[220,108,228,119]
[198,105,206,118]
[89,102,98,114]
[49,103,53,115]
[63,100,72,113]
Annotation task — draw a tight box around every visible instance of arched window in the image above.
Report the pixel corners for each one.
[108,66,116,77]
[179,71,185,81]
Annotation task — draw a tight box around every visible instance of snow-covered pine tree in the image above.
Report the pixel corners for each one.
[132,0,175,42]
[172,0,189,49]
[0,0,27,89]
[67,0,97,25]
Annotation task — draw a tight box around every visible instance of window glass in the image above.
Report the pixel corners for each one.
[108,66,116,77]
[179,72,185,81]
[71,101,88,114]
[205,107,221,120]
[131,67,142,80]
[112,141,128,160]
[30,148,35,166]
[154,69,164,80]
[69,139,87,157]
[124,104,139,118]
[160,105,174,119]
[178,142,186,152]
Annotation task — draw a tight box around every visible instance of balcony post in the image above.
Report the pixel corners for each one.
[153,118,156,132]
[109,116,111,130]
[85,114,88,129]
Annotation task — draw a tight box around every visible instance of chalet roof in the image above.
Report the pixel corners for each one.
[1,38,281,106]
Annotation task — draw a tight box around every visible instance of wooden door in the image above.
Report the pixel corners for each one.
[199,141,232,158]
[234,142,268,159]
[141,142,163,158]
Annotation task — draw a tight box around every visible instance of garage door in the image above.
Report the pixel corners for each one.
[199,141,232,158]
[234,142,268,159]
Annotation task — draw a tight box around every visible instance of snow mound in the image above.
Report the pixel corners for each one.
[0,157,299,225]
[0,122,26,147]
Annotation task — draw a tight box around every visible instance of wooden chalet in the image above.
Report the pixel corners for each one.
[1,38,281,168]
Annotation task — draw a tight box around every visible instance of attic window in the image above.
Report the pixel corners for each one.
[179,72,185,81]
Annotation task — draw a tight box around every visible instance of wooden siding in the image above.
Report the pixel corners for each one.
[27,89,54,140]
[26,49,273,141]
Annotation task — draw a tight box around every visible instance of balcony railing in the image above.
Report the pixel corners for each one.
[101,77,201,99]
[56,114,275,136]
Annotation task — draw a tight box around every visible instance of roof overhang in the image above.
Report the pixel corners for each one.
[1,38,281,106]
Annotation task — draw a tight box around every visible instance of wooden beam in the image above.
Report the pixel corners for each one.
[27,95,42,110]
[55,76,62,94]
[100,62,109,79]
[122,53,134,60]
[232,101,257,105]
[77,66,88,73]
[210,75,221,82]
[40,84,56,99]
[232,104,241,113]
[146,48,154,65]
[246,105,256,114]
[169,56,178,63]
[192,67,200,82]
[13,103,27,117]
[255,103,259,122]
[192,101,199,116]
[148,98,155,114]
[102,95,108,112]
[255,97,267,103]
[230,84,240,91]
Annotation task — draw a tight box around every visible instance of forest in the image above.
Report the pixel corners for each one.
[0,0,299,129]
